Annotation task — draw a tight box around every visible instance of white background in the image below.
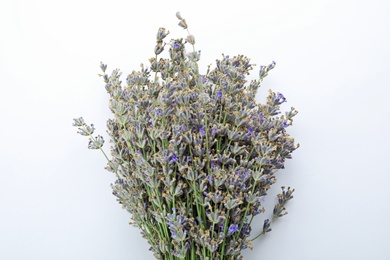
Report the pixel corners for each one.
[1,0,389,259]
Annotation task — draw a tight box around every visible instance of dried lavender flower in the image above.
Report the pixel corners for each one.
[156,27,169,43]
[178,19,188,29]
[176,12,184,20]
[74,11,299,260]
[186,34,195,45]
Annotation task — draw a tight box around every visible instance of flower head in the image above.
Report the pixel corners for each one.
[178,19,188,29]
[156,27,169,42]
[186,35,195,45]
[72,117,85,127]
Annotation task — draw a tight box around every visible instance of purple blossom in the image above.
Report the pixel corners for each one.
[170,154,178,163]
[253,208,262,216]
[240,222,252,237]
[201,75,206,83]
[173,42,180,49]
[259,113,264,120]
[277,93,286,102]
[217,91,222,99]
[260,175,268,184]
[219,223,224,231]
[228,224,239,235]
[186,156,192,164]
[177,215,185,224]
[199,126,206,136]
[210,160,218,168]
[154,108,162,117]
[273,92,287,105]
[263,219,271,233]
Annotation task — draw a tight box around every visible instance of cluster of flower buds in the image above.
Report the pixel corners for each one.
[73,117,104,150]
[74,11,298,260]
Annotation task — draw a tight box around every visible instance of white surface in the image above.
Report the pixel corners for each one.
[1,0,389,259]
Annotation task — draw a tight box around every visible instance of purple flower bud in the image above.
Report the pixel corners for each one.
[268,61,276,70]
[156,27,169,42]
[277,92,286,103]
[170,154,178,163]
[259,113,264,120]
[173,42,180,49]
[199,126,206,136]
[201,75,206,83]
[228,224,239,235]
[219,223,224,230]
[177,215,185,223]
[154,108,163,117]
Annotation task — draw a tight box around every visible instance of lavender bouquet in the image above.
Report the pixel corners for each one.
[73,12,299,260]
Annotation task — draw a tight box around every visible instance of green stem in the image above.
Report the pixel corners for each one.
[186,28,195,53]
[250,230,266,242]
[204,116,210,173]
[191,244,195,259]
[220,209,230,260]
[235,181,257,240]
[191,180,204,230]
